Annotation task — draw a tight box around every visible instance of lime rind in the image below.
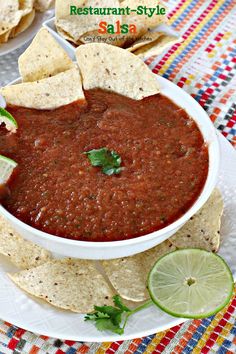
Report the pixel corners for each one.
[148,248,234,319]
[0,155,17,184]
[0,107,18,133]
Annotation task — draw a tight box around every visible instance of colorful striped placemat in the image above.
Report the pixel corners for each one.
[0,0,235,353]
[147,0,236,148]
[0,288,235,353]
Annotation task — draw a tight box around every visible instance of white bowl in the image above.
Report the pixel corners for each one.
[0,76,220,259]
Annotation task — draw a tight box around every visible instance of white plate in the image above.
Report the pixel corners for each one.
[0,9,54,57]
[0,133,234,342]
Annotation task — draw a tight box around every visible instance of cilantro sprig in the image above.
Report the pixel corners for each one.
[85,295,152,335]
[84,148,123,176]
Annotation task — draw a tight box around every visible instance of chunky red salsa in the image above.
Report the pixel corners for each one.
[0,90,208,242]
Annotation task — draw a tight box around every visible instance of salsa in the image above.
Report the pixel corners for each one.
[0,90,208,242]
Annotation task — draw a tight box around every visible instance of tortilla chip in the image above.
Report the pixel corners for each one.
[169,189,223,252]
[56,0,121,42]
[127,31,163,52]
[56,0,147,48]
[79,31,128,48]
[78,12,147,47]
[0,0,34,41]
[0,68,85,110]
[10,9,35,38]
[121,16,149,47]
[0,215,51,269]
[0,1,22,36]
[0,30,11,43]
[79,19,147,48]
[134,34,181,59]
[34,0,54,12]
[102,241,176,302]
[56,25,80,45]
[19,28,75,82]
[9,259,114,313]
[121,0,168,30]
[76,43,160,100]
[19,0,34,16]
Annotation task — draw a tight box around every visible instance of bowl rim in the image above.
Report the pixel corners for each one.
[0,75,220,249]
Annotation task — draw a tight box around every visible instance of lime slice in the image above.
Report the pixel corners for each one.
[0,155,17,184]
[0,107,18,133]
[148,249,234,319]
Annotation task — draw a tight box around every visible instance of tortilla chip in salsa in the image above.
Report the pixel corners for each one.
[19,28,75,82]
[76,43,160,99]
[0,68,85,110]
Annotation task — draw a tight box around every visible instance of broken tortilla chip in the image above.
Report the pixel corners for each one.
[0,215,51,269]
[9,259,114,313]
[169,189,223,252]
[102,241,176,302]
[0,68,85,110]
[134,34,182,59]
[76,43,160,100]
[19,28,75,82]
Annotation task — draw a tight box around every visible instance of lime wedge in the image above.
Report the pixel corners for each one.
[0,107,18,133]
[148,249,234,319]
[0,155,17,184]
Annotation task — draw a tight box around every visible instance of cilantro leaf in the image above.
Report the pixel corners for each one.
[84,295,152,335]
[113,295,131,312]
[95,319,124,335]
[84,296,128,334]
[85,311,110,321]
[84,148,123,175]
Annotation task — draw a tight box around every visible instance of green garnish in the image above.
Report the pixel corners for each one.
[85,148,123,176]
[0,107,18,133]
[0,155,18,184]
[85,295,152,335]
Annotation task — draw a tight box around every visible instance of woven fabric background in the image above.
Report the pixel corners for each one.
[0,0,235,353]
